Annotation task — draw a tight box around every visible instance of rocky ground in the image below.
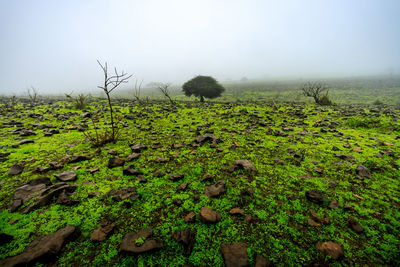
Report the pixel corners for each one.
[0,99,399,266]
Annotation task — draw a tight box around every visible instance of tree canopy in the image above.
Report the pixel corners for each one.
[182,75,225,102]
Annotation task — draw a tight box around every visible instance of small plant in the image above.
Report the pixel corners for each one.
[65,93,88,109]
[158,83,175,105]
[133,79,143,103]
[27,86,39,105]
[373,99,384,105]
[134,237,145,246]
[84,60,132,147]
[301,82,332,105]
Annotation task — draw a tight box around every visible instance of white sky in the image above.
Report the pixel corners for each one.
[0,0,399,94]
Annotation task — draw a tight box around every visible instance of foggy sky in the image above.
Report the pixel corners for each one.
[0,0,399,95]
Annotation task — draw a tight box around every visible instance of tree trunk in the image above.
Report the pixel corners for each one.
[200,95,204,102]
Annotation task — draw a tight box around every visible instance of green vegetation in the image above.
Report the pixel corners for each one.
[0,88,399,266]
[182,75,225,102]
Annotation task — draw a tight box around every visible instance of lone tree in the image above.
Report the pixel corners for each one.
[301,81,332,105]
[182,75,225,102]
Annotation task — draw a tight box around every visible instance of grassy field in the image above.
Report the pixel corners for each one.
[0,95,399,266]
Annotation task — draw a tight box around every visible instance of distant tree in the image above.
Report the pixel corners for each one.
[133,79,143,103]
[27,86,39,105]
[158,83,175,105]
[301,82,332,105]
[182,75,225,102]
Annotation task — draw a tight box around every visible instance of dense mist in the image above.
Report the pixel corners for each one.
[0,0,399,95]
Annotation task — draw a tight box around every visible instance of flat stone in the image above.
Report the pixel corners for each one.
[108,157,125,168]
[356,165,372,179]
[172,228,196,256]
[0,225,78,267]
[305,189,328,205]
[204,180,226,198]
[221,243,249,267]
[229,208,245,216]
[14,183,47,203]
[316,241,344,259]
[184,212,196,223]
[123,165,143,176]
[328,199,339,210]
[8,164,23,176]
[228,159,257,173]
[255,254,272,267]
[69,155,91,163]
[348,216,364,233]
[199,207,221,223]
[130,143,147,153]
[90,223,115,242]
[170,174,184,181]
[119,228,163,254]
[126,153,140,161]
[54,171,77,182]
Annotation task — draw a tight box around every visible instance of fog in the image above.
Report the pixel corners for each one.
[0,0,399,95]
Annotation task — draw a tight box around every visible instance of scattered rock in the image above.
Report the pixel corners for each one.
[130,143,147,153]
[201,173,214,182]
[184,212,196,223]
[8,164,23,176]
[90,223,115,242]
[20,184,78,213]
[310,211,330,225]
[170,174,184,181]
[305,189,328,205]
[123,165,143,176]
[307,218,321,227]
[316,241,344,259]
[153,170,165,177]
[101,187,139,202]
[55,190,79,206]
[172,228,197,256]
[348,216,364,233]
[68,155,91,163]
[228,159,257,173]
[328,199,339,210]
[356,165,372,179]
[108,157,125,168]
[126,153,140,161]
[199,207,221,223]
[14,183,47,203]
[119,229,163,254]
[177,182,190,191]
[54,171,77,182]
[229,208,245,216]
[221,243,249,267]
[255,254,272,267]
[204,180,226,198]
[0,225,78,267]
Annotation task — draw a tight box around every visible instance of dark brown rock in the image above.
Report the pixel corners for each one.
[328,199,339,210]
[68,155,91,163]
[126,153,140,161]
[305,189,328,205]
[221,242,249,267]
[255,254,272,267]
[123,165,143,176]
[348,216,364,233]
[54,171,77,182]
[0,225,78,267]
[55,191,79,206]
[119,228,163,254]
[177,182,190,191]
[14,183,47,203]
[204,180,226,197]
[229,208,245,216]
[153,170,165,177]
[170,174,184,181]
[201,173,214,182]
[172,228,197,256]
[90,223,115,242]
[228,159,257,173]
[102,187,139,202]
[316,241,344,259]
[108,157,125,168]
[184,212,196,223]
[8,164,23,176]
[356,165,372,179]
[130,143,147,153]
[199,207,221,223]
